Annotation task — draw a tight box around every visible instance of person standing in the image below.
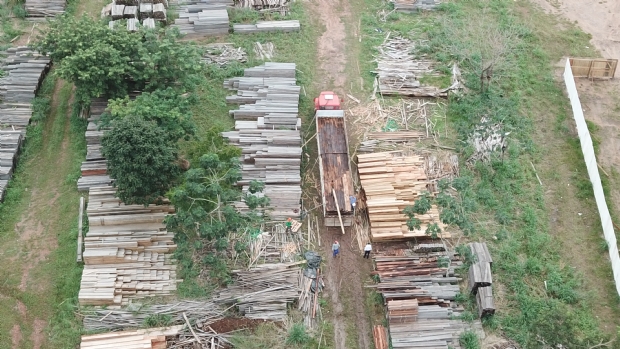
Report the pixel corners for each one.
[349,195,357,214]
[332,240,340,258]
[285,218,292,233]
[363,242,372,259]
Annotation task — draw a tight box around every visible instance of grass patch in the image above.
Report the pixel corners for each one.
[357,0,619,346]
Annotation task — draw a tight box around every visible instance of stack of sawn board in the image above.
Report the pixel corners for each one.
[233,20,300,34]
[0,47,50,202]
[80,325,183,349]
[467,242,495,318]
[357,151,448,241]
[372,252,485,349]
[25,0,66,17]
[104,0,169,31]
[222,62,302,220]
[78,186,179,306]
[172,0,232,36]
[77,98,113,192]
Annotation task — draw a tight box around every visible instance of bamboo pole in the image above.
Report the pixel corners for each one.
[332,189,346,235]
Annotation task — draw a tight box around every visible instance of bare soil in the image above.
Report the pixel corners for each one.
[208,317,272,333]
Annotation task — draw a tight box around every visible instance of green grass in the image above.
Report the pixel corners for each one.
[356,0,620,347]
[0,73,86,348]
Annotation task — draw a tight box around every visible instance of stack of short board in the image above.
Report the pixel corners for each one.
[77,98,113,192]
[357,151,448,241]
[372,253,485,349]
[392,0,441,12]
[0,131,23,202]
[233,20,300,34]
[104,0,169,31]
[25,0,66,17]
[222,63,302,220]
[78,186,179,306]
[172,0,232,36]
[467,242,495,318]
[80,325,183,349]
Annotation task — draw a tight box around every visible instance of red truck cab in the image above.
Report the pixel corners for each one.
[314,91,341,111]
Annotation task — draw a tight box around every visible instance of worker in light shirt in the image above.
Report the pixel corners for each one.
[364,242,372,259]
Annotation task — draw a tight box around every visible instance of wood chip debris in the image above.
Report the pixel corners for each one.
[236,0,290,15]
[203,43,247,66]
[467,116,509,163]
[254,42,275,60]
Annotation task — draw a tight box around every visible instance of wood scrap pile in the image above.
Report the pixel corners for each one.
[371,253,485,348]
[202,43,247,66]
[25,0,66,17]
[468,116,508,163]
[221,62,301,220]
[233,20,300,34]
[374,36,455,97]
[467,242,495,318]
[172,0,232,36]
[249,225,302,265]
[235,0,289,14]
[297,256,324,329]
[81,301,224,331]
[0,47,51,127]
[253,42,275,60]
[425,151,459,182]
[80,326,183,349]
[215,263,302,321]
[392,0,441,12]
[78,186,179,306]
[0,130,22,202]
[357,151,448,241]
[78,98,113,192]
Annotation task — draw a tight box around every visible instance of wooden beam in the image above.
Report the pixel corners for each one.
[332,189,345,235]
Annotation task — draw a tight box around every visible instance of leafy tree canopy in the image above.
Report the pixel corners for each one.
[105,88,196,141]
[102,115,181,205]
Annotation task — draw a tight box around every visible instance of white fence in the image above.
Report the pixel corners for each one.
[563,59,620,296]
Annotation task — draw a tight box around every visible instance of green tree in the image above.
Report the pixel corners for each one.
[105,88,196,141]
[102,115,181,205]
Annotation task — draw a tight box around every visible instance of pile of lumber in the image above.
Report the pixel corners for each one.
[372,252,485,349]
[221,62,302,220]
[25,0,66,17]
[373,325,388,349]
[236,0,289,14]
[297,267,324,329]
[80,326,183,349]
[215,263,302,321]
[0,131,23,202]
[357,151,448,241]
[104,0,169,31]
[77,98,113,192]
[202,43,247,66]
[392,0,441,12]
[374,37,449,97]
[172,0,232,36]
[233,20,300,34]
[78,186,178,306]
[249,228,301,264]
[467,242,495,318]
[0,47,51,126]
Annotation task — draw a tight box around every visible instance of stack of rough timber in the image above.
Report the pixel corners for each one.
[236,0,289,14]
[80,326,183,349]
[357,151,447,241]
[77,98,113,192]
[222,63,302,220]
[374,37,448,97]
[25,0,66,17]
[372,252,485,349]
[468,242,495,318]
[215,263,302,321]
[78,186,178,306]
[0,131,23,202]
[233,20,300,34]
[392,0,440,12]
[0,47,51,127]
[172,0,232,36]
[104,0,169,30]
[373,325,388,349]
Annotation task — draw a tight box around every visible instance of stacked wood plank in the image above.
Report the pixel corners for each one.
[25,0,66,17]
[357,151,448,241]
[467,242,495,318]
[78,186,179,306]
[372,253,485,349]
[233,20,300,34]
[373,325,388,349]
[78,98,113,192]
[374,37,449,97]
[222,63,301,220]
[215,263,301,321]
[392,0,441,12]
[80,326,183,349]
[172,0,231,36]
[0,131,23,202]
[104,0,169,30]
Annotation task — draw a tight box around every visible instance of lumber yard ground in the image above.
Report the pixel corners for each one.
[2,0,620,347]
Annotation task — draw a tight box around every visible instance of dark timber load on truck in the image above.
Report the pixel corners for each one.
[315,92,354,228]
